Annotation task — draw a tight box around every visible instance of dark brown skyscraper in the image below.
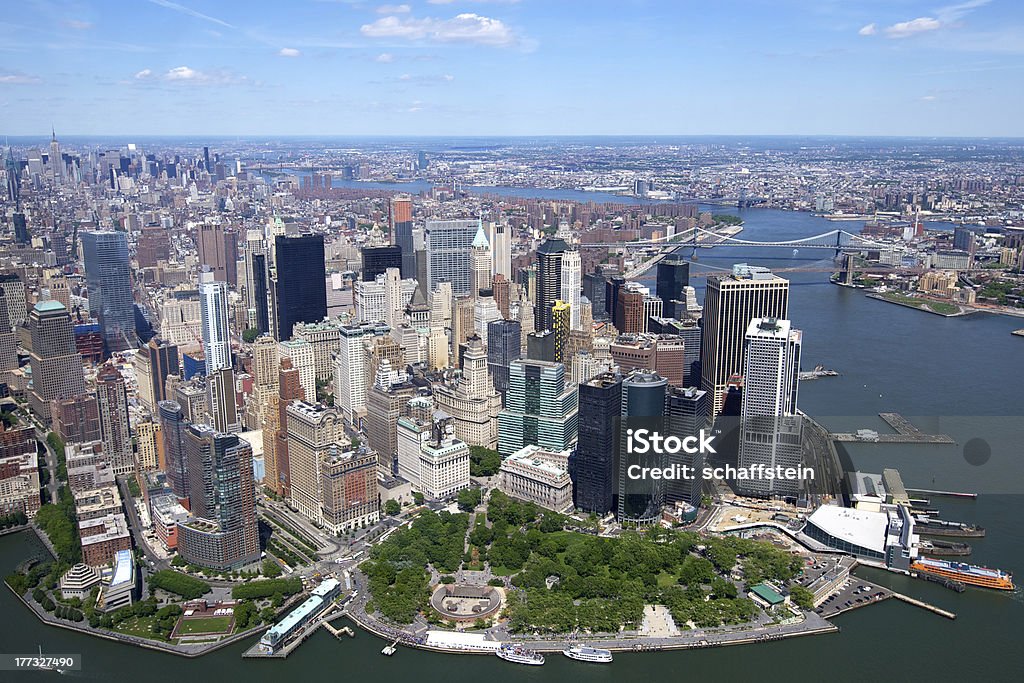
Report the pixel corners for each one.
[272,358,305,499]
[197,222,238,287]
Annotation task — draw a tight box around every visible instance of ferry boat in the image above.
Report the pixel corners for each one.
[910,558,1014,590]
[563,645,613,663]
[496,644,545,666]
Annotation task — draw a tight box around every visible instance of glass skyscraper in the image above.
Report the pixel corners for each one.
[82,231,135,354]
[272,234,327,341]
[497,359,578,456]
[425,219,478,296]
[572,372,622,515]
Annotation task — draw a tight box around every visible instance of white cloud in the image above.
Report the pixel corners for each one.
[885,17,942,38]
[134,69,154,79]
[361,12,520,47]
[377,4,411,13]
[937,0,991,24]
[131,66,252,86]
[0,72,42,84]
[166,65,198,80]
[278,47,302,57]
[375,52,395,62]
[858,23,876,36]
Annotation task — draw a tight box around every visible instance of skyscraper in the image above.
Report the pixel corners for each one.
[560,249,582,330]
[178,426,259,570]
[272,234,327,341]
[199,268,230,376]
[665,386,711,507]
[657,253,690,318]
[487,319,521,396]
[551,300,571,364]
[28,301,86,421]
[96,363,133,475]
[146,337,179,405]
[583,269,608,321]
[617,370,668,526]
[701,264,789,417]
[158,400,189,502]
[251,253,270,334]
[487,221,512,280]
[361,245,403,282]
[82,231,135,354]
[738,318,803,499]
[390,195,415,278]
[285,401,345,525]
[497,359,578,456]
[535,238,567,332]
[196,222,238,287]
[207,366,239,433]
[572,372,622,515]
[425,219,478,296]
[469,224,492,296]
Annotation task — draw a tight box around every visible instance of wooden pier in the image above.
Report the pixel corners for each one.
[889,591,957,620]
[830,413,955,444]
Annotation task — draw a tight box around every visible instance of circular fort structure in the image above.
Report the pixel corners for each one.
[429,584,503,622]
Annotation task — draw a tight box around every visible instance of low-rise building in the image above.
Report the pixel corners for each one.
[0,450,41,518]
[396,413,470,501]
[497,445,573,513]
[73,485,123,521]
[150,493,189,550]
[79,513,132,567]
[96,549,137,611]
[59,563,102,600]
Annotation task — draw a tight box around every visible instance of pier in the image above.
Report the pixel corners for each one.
[830,413,955,444]
[906,488,978,499]
[889,591,957,620]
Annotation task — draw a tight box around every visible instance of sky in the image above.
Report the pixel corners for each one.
[1,0,1023,137]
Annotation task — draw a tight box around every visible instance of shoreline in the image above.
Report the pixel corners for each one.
[865,293,968,318]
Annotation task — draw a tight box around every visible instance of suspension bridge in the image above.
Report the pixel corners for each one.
[582,226,893,252]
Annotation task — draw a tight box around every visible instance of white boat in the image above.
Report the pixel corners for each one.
[563,645,613,663]
[496,644,545,665]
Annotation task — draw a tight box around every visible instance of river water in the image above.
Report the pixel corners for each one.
[3,201,1022,681]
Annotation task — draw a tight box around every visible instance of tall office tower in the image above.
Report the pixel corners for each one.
[657,253,690,319]
[572,372,622,515]
[135,420,162,471]
[249,246,271,334]
[953,226,975,254]
[617,370,668,526]
[491,274,511,319]
[535,238,568,332]
[497,360,578,456]
[0,273,27,328]
[278,339,316,404]
[355,275,387,324]
[451,296,475,351]
[0,281,17,379]
[472,290,500,340]
[738,318,803,499]
[44,274,72,311]
[203,146,211,172]
[266,358,305,499]
[49,129,62,181]
[146,337,179,405]
[95,363,133,475]
[434,336,502,448]
[397,413,470,501]
[470,224,492,297]
[335,323,382,426]
[383,267,403,329]
[427,327,448,371]
[550,300,571,364]
[430,281,453,331]
[320,444,381,534]
[389,195,415,278]
[199,268,231,376]
[678,319,702,387]
[583,269,608,321]
[701,264,789,417]
[615,286,647,334]
[665,386,711,507]
[207,366,239,433]
[28,302,86,421]
[560,250,582,330]
[178,426,259,570]
[158,400,189,501]
[361,245,403,281]
[196,222,238,287]
[486,221,512,280]
[81,231,135,354]
[272,234,327,342]
[136,226,170,269]
[285,401,345,526]
[291,320,341,383]
[605,276,625,321]
[487,319,521,396]
[425,219,479,296]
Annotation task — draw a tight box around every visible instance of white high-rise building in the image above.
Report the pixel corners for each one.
[383,267,403,329]
[469,224,492,297]
[738,317,803,499]
[335,323,386,426]
[486,221,512,280]
[355,276,387,324]
[199,268,231,375]
[560,250,582,330]
[396,413,470,501]
[278,339,316,405]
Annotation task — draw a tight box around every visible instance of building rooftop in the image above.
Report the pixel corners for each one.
[110,550,134,586]
[806,505,888,554]
[33,300,67,313]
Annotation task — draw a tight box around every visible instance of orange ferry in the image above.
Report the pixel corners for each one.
[911,558,1014,590]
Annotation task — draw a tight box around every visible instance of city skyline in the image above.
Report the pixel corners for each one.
[1,1,1023,137]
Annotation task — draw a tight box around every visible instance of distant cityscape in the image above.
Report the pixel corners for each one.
[0,132,1021,668]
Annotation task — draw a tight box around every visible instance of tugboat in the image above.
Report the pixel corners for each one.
[496,644,545,665]
[563,644,613,663]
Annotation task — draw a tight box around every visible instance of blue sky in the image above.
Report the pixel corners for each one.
[1,0,1023,136]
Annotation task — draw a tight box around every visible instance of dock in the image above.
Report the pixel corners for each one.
[242,604,349,659]
[1012,329,1024,338]
[906,488,977,499]
[830,413,955,444]
[889,591,957,620]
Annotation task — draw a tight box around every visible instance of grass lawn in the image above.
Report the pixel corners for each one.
[657,572,679,588]
[114,616,162,639]
[177,615,233,635]
[879,292,960,315]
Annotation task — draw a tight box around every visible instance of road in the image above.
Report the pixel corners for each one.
[31,423,59,505]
